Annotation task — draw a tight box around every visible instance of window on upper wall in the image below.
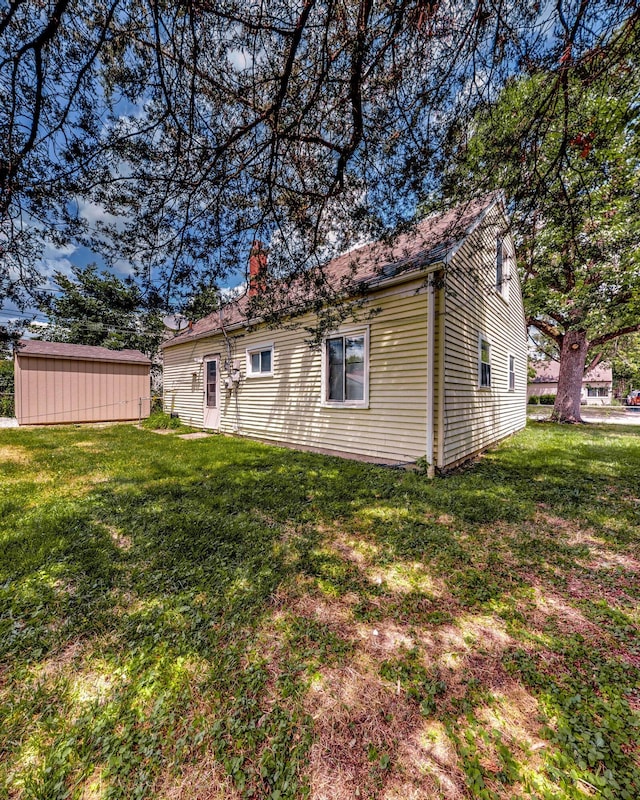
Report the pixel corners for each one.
[323,329,369,406]
[508,355,515,391]
[479,335,491,388]
[246,344,274,377]
[496,236,509,298]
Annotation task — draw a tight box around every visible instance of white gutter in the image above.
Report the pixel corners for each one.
[162,261,446,351]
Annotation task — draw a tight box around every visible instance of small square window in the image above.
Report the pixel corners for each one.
[246,345,274,377]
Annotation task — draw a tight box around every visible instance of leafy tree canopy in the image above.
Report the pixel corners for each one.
[2,0,638,348]
[597,333,640,394]
[439,19,640,421]
[35,265,164,360]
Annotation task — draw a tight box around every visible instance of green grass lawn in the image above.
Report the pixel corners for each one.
[1,423,639,800]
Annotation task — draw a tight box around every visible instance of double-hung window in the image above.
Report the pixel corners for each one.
[246,344,274,377]
[479,335,491,388]
[323,329,368,406]
[508,355,515,391]
[495,236,509,300]
[496,237,504,292]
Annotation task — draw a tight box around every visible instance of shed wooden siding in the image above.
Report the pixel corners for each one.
[164,279,432,463]
[15,356,150,425]
[441,207,528,467]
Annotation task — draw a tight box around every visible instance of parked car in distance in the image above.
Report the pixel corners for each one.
[625,389,640,406]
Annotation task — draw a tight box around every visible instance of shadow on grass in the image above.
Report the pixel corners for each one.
[1,422,639,799]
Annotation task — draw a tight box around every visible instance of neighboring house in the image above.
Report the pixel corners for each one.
[162,194,528,471]
[14,340,151,425]
[528,361,613,406]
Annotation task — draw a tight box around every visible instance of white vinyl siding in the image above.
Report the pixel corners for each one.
[164,280,430,464]
[441,204,527,468]
[495,235,508,298]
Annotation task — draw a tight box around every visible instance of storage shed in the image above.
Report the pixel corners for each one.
[14,340,151,425]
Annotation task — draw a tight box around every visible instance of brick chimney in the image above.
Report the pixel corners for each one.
[248,240,267,297]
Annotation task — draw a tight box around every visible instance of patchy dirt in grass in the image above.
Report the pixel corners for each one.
[305,665,420,800]
[0,444,30,464]
[154,756,241,800]
[37,640,84,680]
[100,521,133,551]
[73,440,101,450]
[357,620,417,656]
[565,572,638,607]
[286,591,359,631]
[534,509,586,536]
[529,587,604,639]
[390,721,467,800]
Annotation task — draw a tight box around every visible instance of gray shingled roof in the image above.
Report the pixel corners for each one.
[163,193,501,349]
[16,340,151,365]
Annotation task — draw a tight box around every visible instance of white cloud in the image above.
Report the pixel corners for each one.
[41,257,75,279]
[43,241,77,259]
[220,282,245,301]
[228,48,253,71]
[111,257,136,277]
[77,199,124,229]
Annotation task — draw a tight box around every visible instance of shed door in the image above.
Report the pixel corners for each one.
[203,356,220,429]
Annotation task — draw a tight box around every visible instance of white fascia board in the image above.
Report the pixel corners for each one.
[443,192,505,265]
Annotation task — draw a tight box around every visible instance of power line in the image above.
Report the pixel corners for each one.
[0,312,167,337]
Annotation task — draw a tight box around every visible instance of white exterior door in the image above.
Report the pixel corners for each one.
[203,356,220,429]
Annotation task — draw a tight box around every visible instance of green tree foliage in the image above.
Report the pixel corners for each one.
[1,1,638,345]
[0,358,13,416]
[598,333,640,397]
[441,21,640,422]
[36,265,164,360]
[180,284,221,324]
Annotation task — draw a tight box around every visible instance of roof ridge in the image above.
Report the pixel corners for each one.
[163,194,500,348]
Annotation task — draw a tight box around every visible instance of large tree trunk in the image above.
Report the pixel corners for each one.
[550,330,588,423]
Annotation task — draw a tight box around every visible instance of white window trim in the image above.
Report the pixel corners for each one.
[495,236,510,304]
[245,342,274,378]
[478,333,492,389]
[321,325,370,408]
[508,353,516,392]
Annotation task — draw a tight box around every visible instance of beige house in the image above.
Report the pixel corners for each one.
[162,194,528,470]
[14,340,151,425]
[528,361,613,406]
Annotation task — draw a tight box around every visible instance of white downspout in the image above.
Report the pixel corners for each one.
[437,275,446,469]
[426,276,435,478]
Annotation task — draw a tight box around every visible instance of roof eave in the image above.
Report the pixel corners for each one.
[444,192,505,265]
[15,352,151,365]
[162,259,446,350]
